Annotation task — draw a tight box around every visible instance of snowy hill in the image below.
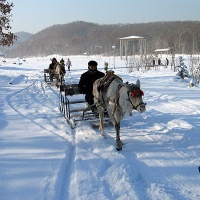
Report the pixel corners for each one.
[4,21,200,57]
[0,55,200,200]
[0,31,33,55]
[14,31,33,44]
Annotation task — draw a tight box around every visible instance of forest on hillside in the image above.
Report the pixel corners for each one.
[4,21,200,58]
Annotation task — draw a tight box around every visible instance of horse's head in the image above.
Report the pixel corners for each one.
[126,79,146,113]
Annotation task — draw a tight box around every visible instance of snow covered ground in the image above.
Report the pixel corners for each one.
[0,55,200,200]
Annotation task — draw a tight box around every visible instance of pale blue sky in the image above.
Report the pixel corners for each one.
[8,0,200,34]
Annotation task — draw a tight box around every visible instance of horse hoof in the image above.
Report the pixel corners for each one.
[102,134,107,139]
[116,147,122,151]
[116,141,123,151]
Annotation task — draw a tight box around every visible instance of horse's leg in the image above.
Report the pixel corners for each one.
[99,111,106,138]
[56,74,60,88]
[115,122,122,151]
[56,76,59,88]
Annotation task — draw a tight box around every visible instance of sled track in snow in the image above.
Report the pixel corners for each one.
[7,79,68,139]
[7,79,80,199]
[55,132,76,200]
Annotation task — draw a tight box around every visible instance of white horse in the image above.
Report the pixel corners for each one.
[93,77,146,151]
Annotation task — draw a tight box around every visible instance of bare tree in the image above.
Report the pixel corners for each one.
[0,0,17,46]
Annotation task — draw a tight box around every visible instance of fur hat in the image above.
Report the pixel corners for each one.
[51,57,57,62]
[88,60,98,67]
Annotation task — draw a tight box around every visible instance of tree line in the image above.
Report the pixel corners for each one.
[4,20,200,58]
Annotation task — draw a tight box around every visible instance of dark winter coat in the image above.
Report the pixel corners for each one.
[49,62,57,70]
[78,70,105,95]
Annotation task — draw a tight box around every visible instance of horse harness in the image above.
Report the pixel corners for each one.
[96,73,122,115]
[97,73,145,116]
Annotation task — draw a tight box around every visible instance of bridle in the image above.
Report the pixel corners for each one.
[126,85,146,110]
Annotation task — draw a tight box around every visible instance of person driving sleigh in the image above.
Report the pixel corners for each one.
[78,60,105,107]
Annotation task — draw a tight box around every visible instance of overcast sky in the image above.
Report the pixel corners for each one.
[8,0,200,34]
